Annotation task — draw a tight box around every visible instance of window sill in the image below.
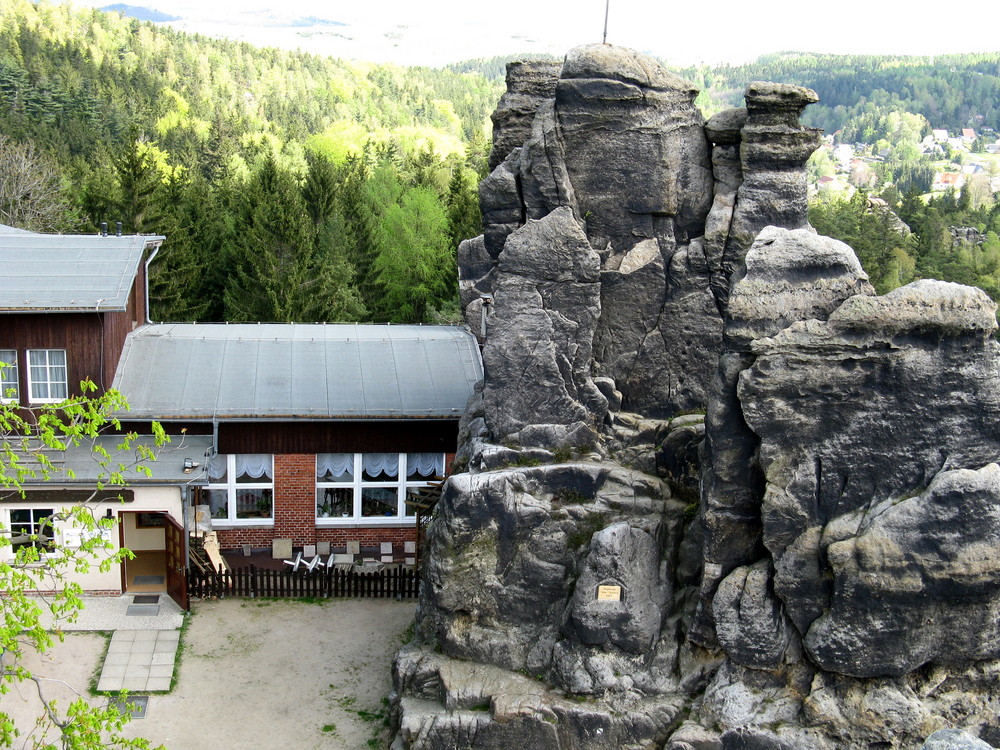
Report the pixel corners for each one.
[211,520,275,528]
[316,517,416,527]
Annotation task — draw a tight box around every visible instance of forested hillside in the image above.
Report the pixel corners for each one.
[3,1,1000,323]
[0,0,501,323]
[454,51,1000,136]
[674,52,1000,133]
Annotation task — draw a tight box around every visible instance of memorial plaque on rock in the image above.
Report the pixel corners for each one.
[597,584,622,602]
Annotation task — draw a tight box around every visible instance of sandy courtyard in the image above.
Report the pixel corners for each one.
[4,597,417,750]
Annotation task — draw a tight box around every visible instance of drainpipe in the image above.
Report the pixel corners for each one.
[96,299,106,390]
[143,240,163,324]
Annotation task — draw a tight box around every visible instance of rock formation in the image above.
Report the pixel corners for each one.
[392,44,1000,750]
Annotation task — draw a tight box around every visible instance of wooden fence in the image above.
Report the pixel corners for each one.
[187,564,420,600]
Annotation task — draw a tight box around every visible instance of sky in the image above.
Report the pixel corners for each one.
[68,0,1000,66]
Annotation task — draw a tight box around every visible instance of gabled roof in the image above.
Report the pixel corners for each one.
[0,225,163,312]
[112,324,483,420]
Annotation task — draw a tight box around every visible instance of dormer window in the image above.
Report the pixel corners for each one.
[0,349,17,402]
[27,349,67,403]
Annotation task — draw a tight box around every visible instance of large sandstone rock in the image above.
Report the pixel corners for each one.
[806,464,1000,677]
[741,281,1000,642]
[721,83,821,309]
[396,39,1000,750]
[418,461,685,687]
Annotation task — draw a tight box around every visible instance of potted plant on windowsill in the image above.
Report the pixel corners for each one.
[318,501,332,518]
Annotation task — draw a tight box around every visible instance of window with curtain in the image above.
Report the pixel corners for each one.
[0,349,18,402]
[206,454,273,525]
[316,453,443,522]
[27,349,67,403]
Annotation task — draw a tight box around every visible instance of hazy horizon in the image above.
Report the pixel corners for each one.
[64,0,1000,67]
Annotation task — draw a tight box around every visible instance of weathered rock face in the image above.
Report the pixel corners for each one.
[488,60,562,172]
[418,459,685,692]
[741,281,1000,676]
[393,42,1000,750]
[480,207,607,448]
[472,48,819,423]
[692,227,876,649]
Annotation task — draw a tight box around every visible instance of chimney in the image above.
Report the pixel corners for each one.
[116,221,123,236]
[100,222,108,237]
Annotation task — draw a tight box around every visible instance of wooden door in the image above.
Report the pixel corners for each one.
[163,514,189,611]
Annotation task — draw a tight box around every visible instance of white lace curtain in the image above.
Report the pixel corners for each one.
[208,454,227,481]
[407,453,444,477]
[316,453,354,479]
[315,453,443,480]
[363,453,399,477]
[208,454,272,481]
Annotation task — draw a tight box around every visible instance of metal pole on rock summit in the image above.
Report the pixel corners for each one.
[603,0,610,44]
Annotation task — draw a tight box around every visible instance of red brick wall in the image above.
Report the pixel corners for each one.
[273,454,316,544]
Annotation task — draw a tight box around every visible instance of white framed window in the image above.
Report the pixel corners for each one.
[27,349,67,403]
[9,508,55,555]
[316,452,443,524]
[206,454,273,526]
[0,349,18,402]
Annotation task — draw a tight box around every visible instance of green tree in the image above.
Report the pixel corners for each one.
[224,156,363,322]
[446,163,481,251]
[114,136,162,233]
[372,185,455,323]
[0,380,167,749]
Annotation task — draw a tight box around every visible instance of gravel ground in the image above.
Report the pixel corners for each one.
[5,597,417,750]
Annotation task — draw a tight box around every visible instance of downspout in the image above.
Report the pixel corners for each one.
[143,240,162,324]
[96,299,106,390]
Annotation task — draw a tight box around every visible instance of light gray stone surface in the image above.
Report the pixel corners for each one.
[923,729,995,750]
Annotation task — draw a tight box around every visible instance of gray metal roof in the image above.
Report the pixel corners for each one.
[0,225,163,312]
[8,435,214,486]
[112,324,483,420]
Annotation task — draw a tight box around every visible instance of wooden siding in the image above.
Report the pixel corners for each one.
[218,420,460,455]
[0,312,105,394]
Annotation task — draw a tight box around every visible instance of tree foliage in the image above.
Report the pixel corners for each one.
[0,0,498,324]
[0,380,168,749]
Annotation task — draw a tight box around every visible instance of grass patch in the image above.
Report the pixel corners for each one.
[321,723,337,733]
[87,630,114,695]
[552,446,574,463]
[667,478,699,507]
[511,455,541,467]
[397,622,415,646]
[358,697,390,749]
[169,610,194,691]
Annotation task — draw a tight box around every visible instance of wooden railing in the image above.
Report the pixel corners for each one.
[186,564,420,600]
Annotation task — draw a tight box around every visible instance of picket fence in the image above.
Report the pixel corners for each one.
[186,564,420,600]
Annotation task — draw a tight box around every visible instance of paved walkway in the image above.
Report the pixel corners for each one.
[36,594,186,693]
[38,593,185,631]
[97,629,179,692]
